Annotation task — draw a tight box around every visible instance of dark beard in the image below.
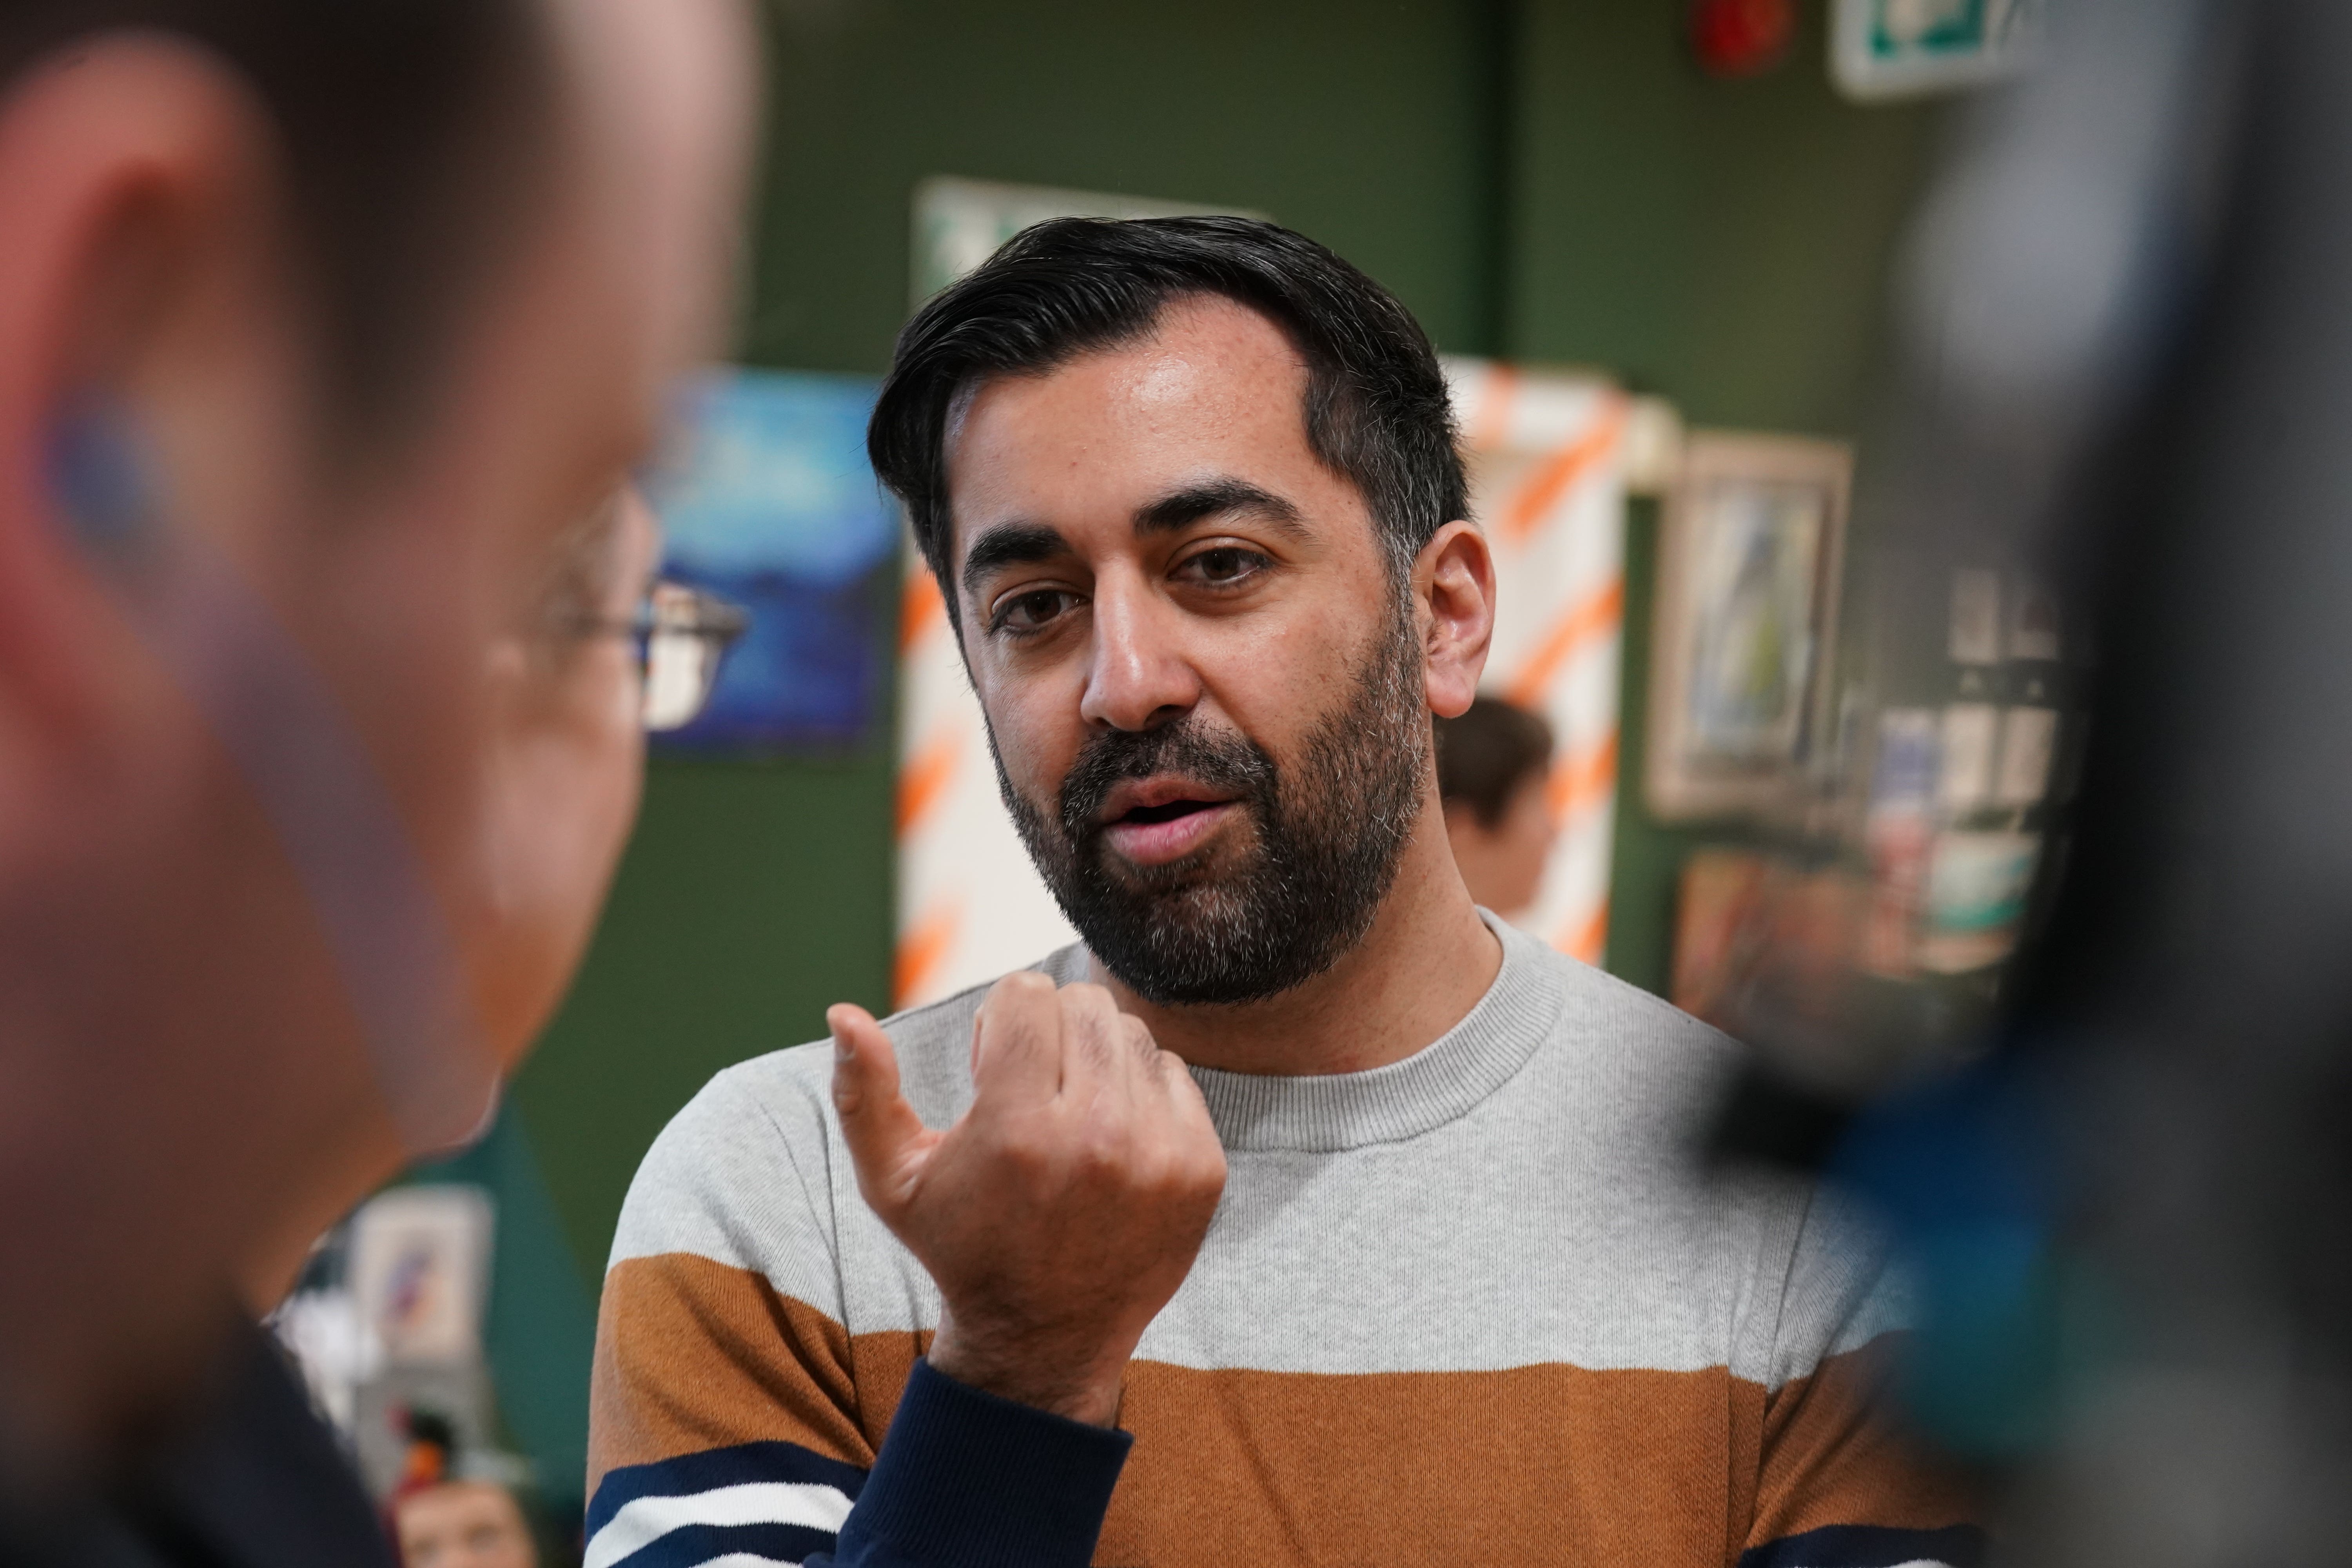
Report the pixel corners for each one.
[994,602,1430,1006]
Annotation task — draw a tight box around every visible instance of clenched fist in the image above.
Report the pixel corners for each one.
[826,972,1227,1426]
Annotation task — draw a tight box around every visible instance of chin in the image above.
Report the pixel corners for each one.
[470,936,583,1074]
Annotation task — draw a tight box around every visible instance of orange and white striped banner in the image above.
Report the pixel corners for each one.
[892,559,1077,1009]
[892,359,1628,1008]
[1443,358,1628,967]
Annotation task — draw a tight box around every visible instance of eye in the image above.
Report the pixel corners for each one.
[1179,546,1270,587]
[993,587,1082,634]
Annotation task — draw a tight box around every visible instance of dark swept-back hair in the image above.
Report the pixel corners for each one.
[868,216,1468,620]
[0,0,551,450]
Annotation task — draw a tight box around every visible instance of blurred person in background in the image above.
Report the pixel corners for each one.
[392,1483,537,1568]
[388,1417,538,1568]
[0,0,753,1563]
[590,218,1979,1568]
[1435,691,1557,918]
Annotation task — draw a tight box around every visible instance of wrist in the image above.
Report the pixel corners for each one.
[927,1319,1126,1427]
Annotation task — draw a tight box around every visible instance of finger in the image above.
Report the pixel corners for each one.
[1054,985,1144,1127]
[1118,1013,1163,1073]
[1168,1067,1229,1197]
[1152,1047,1222,1144]
[1109,1014,1162,1111]
[969,971,1063,1107]
[829,1004,934,1210]
[1057,984,1129,1086]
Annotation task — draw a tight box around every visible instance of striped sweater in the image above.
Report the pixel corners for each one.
[587,920,1980,1567]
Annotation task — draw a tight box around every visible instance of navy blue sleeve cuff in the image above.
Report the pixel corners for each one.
[828,1357,1134,1568]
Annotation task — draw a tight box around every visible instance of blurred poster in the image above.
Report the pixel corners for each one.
[1918,828,2040,973]
[1832,0,2043,102]
[1996,705,2060,805]
[651,369,897,754]
[1648,433,1852,822]
[1690,486,1826,761]
[1673,848,1871,1061]
[895,182,1262,1008]
[912,178,1264,305]
[2009,579,2062,661]
[347,1185,493,1366]
[1949,568,2003,665]
[1673,849,1772,1022]
[1862,708,1940,977]
[1939,702,1999,811]
[1445,359,1628,967]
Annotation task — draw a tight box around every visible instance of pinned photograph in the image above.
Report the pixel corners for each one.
[1646,432,1853,821]
[347,1185,494,1367]
[649,369,900,755]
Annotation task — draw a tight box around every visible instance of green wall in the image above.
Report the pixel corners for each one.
[479,0,1945,1505]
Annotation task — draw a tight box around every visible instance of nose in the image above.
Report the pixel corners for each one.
[1079,568,1200,732]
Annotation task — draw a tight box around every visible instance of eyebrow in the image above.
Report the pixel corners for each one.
[957,479,1310,604]
[960,521,1069,601]
[1134,477,1308,539]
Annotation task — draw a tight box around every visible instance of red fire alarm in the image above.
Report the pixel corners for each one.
[1688,0,1797,78]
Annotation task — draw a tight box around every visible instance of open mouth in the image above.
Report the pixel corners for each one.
[1096,782,1242,867]
[1117,798,1223,827]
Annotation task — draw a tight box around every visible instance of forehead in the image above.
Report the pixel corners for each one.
[544,0,755,356]
[946,296,1352,554]
[398,1482,517,1533]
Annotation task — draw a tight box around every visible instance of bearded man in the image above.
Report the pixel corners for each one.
[587,218,1980,1568]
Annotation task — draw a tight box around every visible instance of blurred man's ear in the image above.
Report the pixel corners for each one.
[0,36,298,788]
[1416,521,1496,722]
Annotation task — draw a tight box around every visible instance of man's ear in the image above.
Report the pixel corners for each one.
[1414,521,1495,720]
[0,36,289,756]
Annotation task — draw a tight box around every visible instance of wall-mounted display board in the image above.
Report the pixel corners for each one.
[1646,431,1853,823]
[1832,0,2043,102]
[1444,359,1631,967]
[648,369,898,755]
[911,177,1264,305]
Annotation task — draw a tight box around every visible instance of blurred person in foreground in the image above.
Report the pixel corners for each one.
[0,0,754,1562]
[1436,691,1558,919]
[591,218,1980,1566]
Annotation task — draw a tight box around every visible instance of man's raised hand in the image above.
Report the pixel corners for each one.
[826,973,1226,1427]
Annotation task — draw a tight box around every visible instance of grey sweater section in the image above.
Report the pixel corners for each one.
[610,916,1904,1390]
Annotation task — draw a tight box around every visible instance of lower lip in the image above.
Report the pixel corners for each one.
[1101,802,1238,867]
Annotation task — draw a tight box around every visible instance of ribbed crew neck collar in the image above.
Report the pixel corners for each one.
[1049,916,1565,1154]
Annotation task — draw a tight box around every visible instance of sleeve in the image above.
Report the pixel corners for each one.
[1736,1192,1987,1568]
[584,1059,1131,1568]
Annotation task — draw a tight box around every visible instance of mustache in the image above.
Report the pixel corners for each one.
[1056,716,1278,842]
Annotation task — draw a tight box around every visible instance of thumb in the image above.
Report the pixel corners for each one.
[828,1004,935,1214]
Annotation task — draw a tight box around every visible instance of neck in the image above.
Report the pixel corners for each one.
[1094,797,1502,1075]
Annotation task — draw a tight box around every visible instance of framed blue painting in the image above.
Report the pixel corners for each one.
[648,368,897,755]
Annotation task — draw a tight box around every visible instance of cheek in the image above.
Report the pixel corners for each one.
[464,658,646,1060]
[1197,579,1386,751]
[989,691,1076,805]
[973,650,1087,804]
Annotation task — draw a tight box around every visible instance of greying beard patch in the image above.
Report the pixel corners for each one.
[994,600,1429,1006]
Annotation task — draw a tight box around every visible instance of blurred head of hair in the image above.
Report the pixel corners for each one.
[1435,695,1556,918]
